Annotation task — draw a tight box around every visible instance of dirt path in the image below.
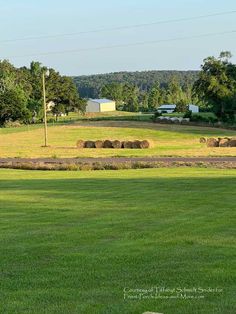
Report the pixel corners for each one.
[0,157,236,165]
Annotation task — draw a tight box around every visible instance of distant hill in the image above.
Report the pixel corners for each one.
[73,70,199,98]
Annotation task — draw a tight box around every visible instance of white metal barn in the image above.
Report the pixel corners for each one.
[188,104,199,113]
[157,104,176,113]
[157,104,199,113]
[86,99,116,113]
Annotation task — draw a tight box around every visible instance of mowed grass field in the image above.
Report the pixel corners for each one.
[0,168,235,314]
[0,120,236,158]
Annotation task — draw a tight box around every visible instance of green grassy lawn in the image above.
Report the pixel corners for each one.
[52,111,148,123]
[0,120,236,158]
[0,168,235,314]
[163,112,216,118]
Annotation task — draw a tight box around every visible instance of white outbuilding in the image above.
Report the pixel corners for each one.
[157,104,199,113]
[86,98,116,113]
[188,104,199,113]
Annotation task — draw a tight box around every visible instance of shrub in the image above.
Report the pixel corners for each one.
[152,111,162,121]
[208,116,218,124]
[183,110,192,119]
[3,120,22,128]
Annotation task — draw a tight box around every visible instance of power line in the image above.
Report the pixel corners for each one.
[1,10,236,44]
[8,30,236,59]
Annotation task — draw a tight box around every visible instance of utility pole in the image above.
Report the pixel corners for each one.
[42,69,49,147]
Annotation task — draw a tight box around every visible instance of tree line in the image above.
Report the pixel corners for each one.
[87,51,236,123]
[100,77,197,112]
[73,70,199,98]
[0,51,236,126]
[0,60,85,126]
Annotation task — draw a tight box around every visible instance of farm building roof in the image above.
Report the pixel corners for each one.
[90,99,114,104]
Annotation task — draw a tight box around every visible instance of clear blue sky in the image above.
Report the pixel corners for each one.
[1,0,236,75]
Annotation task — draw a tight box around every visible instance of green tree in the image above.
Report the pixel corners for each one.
[175,99,188,113]
[51,103,66,121]
[46,70,86,114]
[0,86,30,125]
[148,85,161,110]
[100,83,123,106]
[139,92,149,112]
[194,51,236,122]
[123,84,139,112]
[166,76,183,103]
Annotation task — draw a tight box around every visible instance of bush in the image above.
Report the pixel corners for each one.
[190,115,208,123]
[152,111,162,121]
[189,114,218,124]
[3,120,22,128]
[208,116,218,124]
[183,110,192,119]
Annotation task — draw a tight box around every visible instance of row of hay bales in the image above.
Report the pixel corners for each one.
[76,139,150,149]
[200,137,236,147]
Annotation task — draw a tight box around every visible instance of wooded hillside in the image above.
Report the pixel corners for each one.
[73,70,199,98]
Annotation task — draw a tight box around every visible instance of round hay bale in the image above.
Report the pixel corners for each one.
[112,140,122,148]
[95,140,104,148]
[84,140,95,148]
[140,140,150,149]
[161,118,169,123]
[199,137,206,143]
[132,140,142,149]
[103,140,113,148]
[228,139,236,147]
[219,138,230,147]
[206,138,219,147]
[76,139,85,148]
[123,141,133,149]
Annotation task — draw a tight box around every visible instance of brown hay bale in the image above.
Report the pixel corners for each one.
[76,140,85,148]
[103,140,113,148]
[112,140,122,148]
[219,138,230,147]
[140,140,150,149]
[228,139,236,147]
[206,138,219,147]
[132,140,142,149]
[84,140,95,148]
[95,140,104,148]
[199,137,206,143]
[123,141,133,149]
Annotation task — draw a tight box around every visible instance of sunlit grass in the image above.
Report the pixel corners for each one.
[0,120,235,158]
[0,168,235,313]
